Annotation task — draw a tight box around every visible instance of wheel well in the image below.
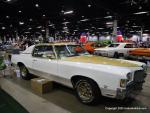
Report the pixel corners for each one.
[17,62,25,67]
[71,75,100,89]
[114,52,119,57]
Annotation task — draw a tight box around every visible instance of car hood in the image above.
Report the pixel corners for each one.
[62,55,141,67]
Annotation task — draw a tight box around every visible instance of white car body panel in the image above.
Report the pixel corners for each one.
[11,44,146,99]
[95,43,136,57]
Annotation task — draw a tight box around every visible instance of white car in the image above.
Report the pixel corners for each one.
[11,43,147,104]
[94,43,137,58]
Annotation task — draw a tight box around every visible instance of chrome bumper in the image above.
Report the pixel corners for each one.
[116,70,147,99]
[116,81,145,100]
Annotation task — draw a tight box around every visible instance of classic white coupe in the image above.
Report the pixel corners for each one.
[94,43,137,58]
[11,43,147,104]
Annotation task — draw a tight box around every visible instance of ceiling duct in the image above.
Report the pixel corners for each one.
[120,0,149,6]
[120,0,137,6]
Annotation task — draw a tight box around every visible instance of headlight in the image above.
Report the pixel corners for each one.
[120,79,127,88]
[126,73,132,82]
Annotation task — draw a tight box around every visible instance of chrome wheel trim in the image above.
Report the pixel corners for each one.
[76,81,94,102]
[21,67,27,77]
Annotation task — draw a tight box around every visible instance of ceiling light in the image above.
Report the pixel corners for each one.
[19,22,24,25]
[106,12,110,15]
[63,27,68,29]
[52,26,55,29]
[29,18,33,21]
[41,29,45,32]
[18,10,22,13]
[64,10,74,15]
[43,14,46,17]
[88,4,92,8]
[134,11,148,15]
[24,32,30,34]
[98,28,104,30]
[6,16,10,19]
[139,6,142,9]
[37,26,42,28]
[130,31,135,33]
[104,16,112,19]
[61,10,64,13]
[144,30,149,32]
[106,22,113,25]
[137,31,142,33]
[9,24,13,27]
[147,13,149,16]
[132,26,140,27]
[4,0,12,2]
[2,27,6,30]
[62,22,70,24]
[35,4,39,8]
[143,33,148,35]
[48,24,53,27]
[48,24,54,27]
[80,19,89,22]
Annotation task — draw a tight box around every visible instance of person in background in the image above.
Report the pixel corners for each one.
[48,36,54,43]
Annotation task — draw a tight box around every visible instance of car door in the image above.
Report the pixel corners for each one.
[123,44,136,56]
[53,45,74,87]
[31,45,58,79]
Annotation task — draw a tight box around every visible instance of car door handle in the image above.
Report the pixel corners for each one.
[33,59,37,61]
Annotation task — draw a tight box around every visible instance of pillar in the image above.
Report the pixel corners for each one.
[112,20,118,42]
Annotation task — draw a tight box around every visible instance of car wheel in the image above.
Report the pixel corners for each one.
[19,65,30,80]
[74,78,101,105]
[119,53,124,58]
[114,52,119,58]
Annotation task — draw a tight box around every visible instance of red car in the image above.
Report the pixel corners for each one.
[84,42,97,54]
[129,48,150,57]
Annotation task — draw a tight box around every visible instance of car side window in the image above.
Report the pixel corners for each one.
[55,45,70,58]
[32,46,56,59]
[124,44,134,48]
[32,46,44,57]
[108,44,119,47]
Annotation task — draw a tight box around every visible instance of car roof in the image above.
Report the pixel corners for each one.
[36,42,77,46]
[111,43,134,44]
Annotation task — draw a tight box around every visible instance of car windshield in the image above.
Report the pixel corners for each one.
[108,44,119,48]
[55,45,89,58]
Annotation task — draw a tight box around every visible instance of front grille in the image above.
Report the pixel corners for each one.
[134,70,145,82]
